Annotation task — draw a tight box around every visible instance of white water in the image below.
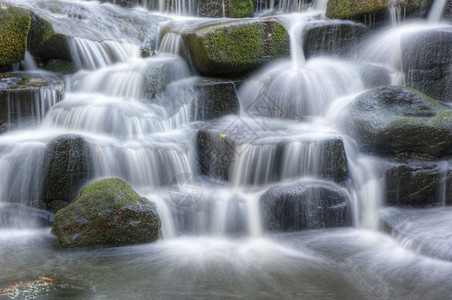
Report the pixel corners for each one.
[1,0,452,298]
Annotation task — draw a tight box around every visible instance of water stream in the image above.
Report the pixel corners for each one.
[0,0,452,298]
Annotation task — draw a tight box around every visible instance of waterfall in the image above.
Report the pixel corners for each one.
[428,0,448,22]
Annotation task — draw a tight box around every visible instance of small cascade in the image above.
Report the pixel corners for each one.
[438,161,449,207]
[68,37,140,70]
[428,0,448,22]
[20,52,38,71]
[158,32,186,57]
[280,141,321,178]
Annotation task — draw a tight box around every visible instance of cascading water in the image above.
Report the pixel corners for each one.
[1,0,452,298]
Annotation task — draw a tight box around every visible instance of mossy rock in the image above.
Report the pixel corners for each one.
[182,18,290,76]
[342,86,452,157]
[52,178,161,248]
[27,12,71,61]
[0,3,31,65]
[260,180,351,232]
[42,135,93,213]
[198,0,255,18]
[326,0,421,26]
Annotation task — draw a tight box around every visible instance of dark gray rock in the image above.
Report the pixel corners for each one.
[341,86,452,157]
[358,63,392,89]
[193,79,239,120]
[385,160,452,207]
[261,180,351,232]
[52,178,161,248]
[42,135,93,212]
[401,27,452,102]
[303,20,370,59]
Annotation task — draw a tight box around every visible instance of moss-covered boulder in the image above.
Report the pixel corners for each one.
[0,3,31,65]
[303,20,370,59]
[401,27,452,102]
[385,160,452,207]
[52,178,161,248]
[198,0,255,18]
[182,18,290,76]
[341,86,452,157]
[326,0,421,26]
[0,72,64,131]
[260,180,351,232]
[27,12,71,61]
[42,135,93,213]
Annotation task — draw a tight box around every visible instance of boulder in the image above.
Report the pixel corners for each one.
[197,117,348,184]
[385,160,452,207]
[52,178,161,248]
[358,63,391,89]
[260,180,351,232]
[326,0,422,26]
[27,13,71,62]
[0,72,64,130]
[0,3,31,65]
[194,78,239,120]
[401,27,452,102]
[198,0,255,18]
[303,20,370,59]
[341,86,452,157]
[182,18,290,76]
[42,135,93,212]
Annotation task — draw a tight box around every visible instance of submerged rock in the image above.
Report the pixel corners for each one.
[341,86,452,158]
[384,160,452,207]
[0,203,53,228]
[182,18,290,76]
[401,27,452,102]
[381,207,452,261]
[0,3,31,65]
[303,20,370,59]
[52,178,161,248]
[198,0,255,18]
[42,135,93,212]
[260,180,351,232]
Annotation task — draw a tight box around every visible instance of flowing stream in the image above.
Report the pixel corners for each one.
[1,0,452,298]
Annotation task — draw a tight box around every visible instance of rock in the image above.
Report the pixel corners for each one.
[0,203,53,228]
[341,86,452,157]
[381,206,452,261]
[27,13,71,61]
[260,180,351,232]
[52,178,161,248]
[42,59,75,74]
[303,20,370,59]
[384,160,452,207]
[182,18,290,76]
[358,63,391,89]
[0,72,64,130]
[198,0,255,18]
[0,3,31,65]
[42,135,93,212]
[326,0,422,26]
[197,116,348,184]
[401,27,452,102]
[194,79,239,120]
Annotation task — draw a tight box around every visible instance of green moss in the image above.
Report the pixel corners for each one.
[230,0,254,18]
[0,4,31,65]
